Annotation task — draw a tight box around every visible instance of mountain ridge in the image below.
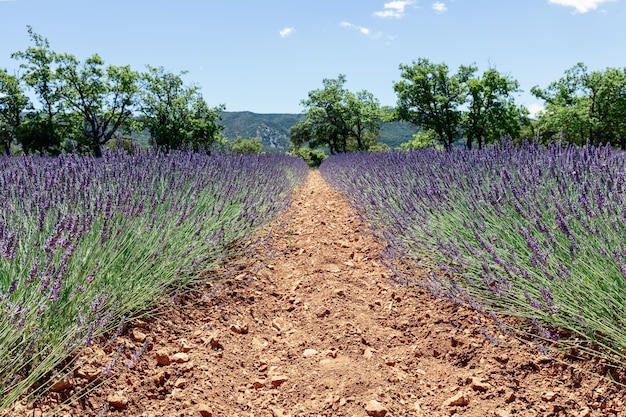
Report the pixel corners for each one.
[218,111,417,152]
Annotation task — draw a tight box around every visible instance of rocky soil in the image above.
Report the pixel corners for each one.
[14,170,626,417]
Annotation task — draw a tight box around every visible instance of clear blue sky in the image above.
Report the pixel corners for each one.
[1,0,624,115]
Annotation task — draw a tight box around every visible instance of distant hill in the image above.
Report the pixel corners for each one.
[218,111,417,152]
[378,120,417,149]
[219,112,303,152]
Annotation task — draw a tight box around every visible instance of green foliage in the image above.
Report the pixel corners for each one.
[397,130,442,151]
[367,142,390,153]
[10,26,66,154]
[289,145,327,168]
[139,66,224,151]
[104,135,141,154]
[394,58,529,150]
[55,53,140,157]
[11,26,60,112]
[531,63,626,148]
[10,29,224,156]
[290,74,386,154]
[230,136,263,155]
[0,69,29,155]
[463,68,528,150]
[11,28,141,157]
[394,58,470,150]
[15,114,62,155]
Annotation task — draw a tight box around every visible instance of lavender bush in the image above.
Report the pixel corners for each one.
[0,148,308,410]
[321,142,626,362]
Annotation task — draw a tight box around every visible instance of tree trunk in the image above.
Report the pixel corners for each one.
[93,144,103,158]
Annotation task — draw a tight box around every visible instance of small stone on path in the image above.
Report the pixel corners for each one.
[468,376,491,391]
[107,392,128,409]
[131,329,147,342]
[230,322,249,334]
[364,399,387,417]
[155,349,170,365]
[302,348,318,358]
[444,391,469,407]
[50,378,73,392]
[171,352,190,363]
[270,375,289,388]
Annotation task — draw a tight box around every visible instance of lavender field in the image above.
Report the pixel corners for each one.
[321,143,626,363]
[0,149,308,410]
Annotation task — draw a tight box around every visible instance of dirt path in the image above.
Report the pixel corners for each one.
[20,170,626,417]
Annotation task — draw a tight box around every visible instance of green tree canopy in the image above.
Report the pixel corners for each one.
[463,68,528,150]
[531,63,626,148]
[10,28,225,156]
[0,70,29,155]
[55,53,140,156]
[394,58,528,150]
[288,145,327,168]
[139,66,224,151]
[290,74,385,154]
[393,58,471,150]
[397,130,441,151]
[11,26,66,154]
[230,136,263,155]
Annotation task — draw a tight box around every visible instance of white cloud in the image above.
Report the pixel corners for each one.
[374,0,415,18]
[548,0,615,13]
[432,2,448,12]
[340,21,381,38]
[527,103,545,119]
[279,27,295,38]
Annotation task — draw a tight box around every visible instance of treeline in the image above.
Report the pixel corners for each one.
[290,58,626,162]
[0,27,226,156]
[2,27,625,158]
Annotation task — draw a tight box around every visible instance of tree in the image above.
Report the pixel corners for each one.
[0,70,29,155]
[393,59,472,150]
[11,26,65,154]
[290,74,385,154]
[346,90,385,151]
[139,66,224,151]
[230,136,263,155]
[463,68,528,150]
[394,59,531,150]
[288,145,327,168]
[397,130,441,151]
[531,63,626,148]
[55,53,140,157]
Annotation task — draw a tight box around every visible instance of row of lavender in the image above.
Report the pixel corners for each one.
[320,143,626,362]
[0,149,308,410]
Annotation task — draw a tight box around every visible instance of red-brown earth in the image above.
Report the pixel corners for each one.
[13,170,626,417]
